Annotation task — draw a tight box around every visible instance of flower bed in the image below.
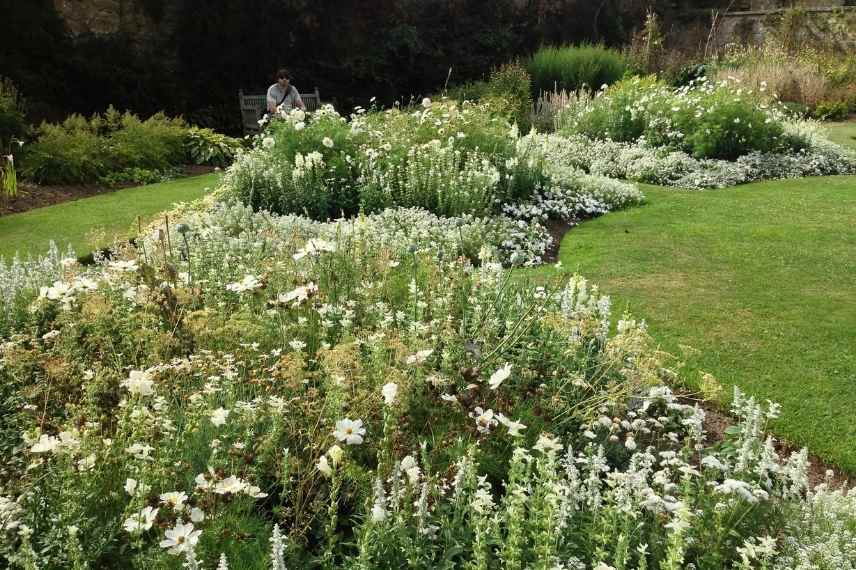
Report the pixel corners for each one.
[0,213,853,568]
[555,77,856,189]
[1,84,855,568]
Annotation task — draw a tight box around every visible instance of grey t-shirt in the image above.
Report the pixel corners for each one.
[266,83,303,111]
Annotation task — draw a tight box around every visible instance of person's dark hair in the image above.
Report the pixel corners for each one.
[275,69,291,81]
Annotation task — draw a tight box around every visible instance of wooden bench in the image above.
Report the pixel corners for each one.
[238,87,322,135]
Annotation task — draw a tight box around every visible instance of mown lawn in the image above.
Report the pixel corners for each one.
[826,120,856,151]
[530,175,856,471]
[0,173,219,260]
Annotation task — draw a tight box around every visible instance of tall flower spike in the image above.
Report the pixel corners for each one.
[270,524,287,570]
[216,553,229,570]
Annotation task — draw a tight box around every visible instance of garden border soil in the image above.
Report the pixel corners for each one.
[0,165,216,216]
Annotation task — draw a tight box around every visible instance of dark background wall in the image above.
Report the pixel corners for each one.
[1,0,703,133]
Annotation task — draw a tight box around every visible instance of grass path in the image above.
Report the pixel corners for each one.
[0,173,219,260]
[530,175,856,471]
[826,120,856,150]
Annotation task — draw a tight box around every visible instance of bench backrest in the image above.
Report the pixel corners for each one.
[238,88,322,134]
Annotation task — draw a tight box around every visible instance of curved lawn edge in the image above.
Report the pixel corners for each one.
[534,174,856,473]
[0,173,220,261]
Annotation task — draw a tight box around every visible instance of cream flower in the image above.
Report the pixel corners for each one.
[159,521,201,555]
[123,506,159,534]
[381,382,398,405]
[488,363,512,390]
[210,407,230,427]
[122,370,155,397]
[333,418,365,445]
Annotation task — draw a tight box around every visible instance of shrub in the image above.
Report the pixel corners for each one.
[185,127,243,167]
[21,109,203,185]
[21,117,109,185]
[527,44,628,96]
[109,111,187,170]
[560,77,792,161]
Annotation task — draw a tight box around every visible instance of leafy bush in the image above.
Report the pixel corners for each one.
[21,109,221,185]
[21,117,109,185]
[109,112,187,171]
[185,127,242,167]
[98,167,177,188]
[527,44,628,96]
[560,77,793,161]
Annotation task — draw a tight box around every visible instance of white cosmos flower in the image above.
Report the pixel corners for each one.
[122,370,155,397]
[333,418,366,445]
[294,121,305,131]
[275,282,318,307]
[125,478,138,495]
[322,137,334,148]
[123,506,159,534]
[190,507,205,523]
[160,491,188,512]
[159,521,202,555]
[470,407,497,434]
[126,442,155,461]
[262,136,275,149]
[371,503,387,522]
[488,363,512,390]
[496,413,526,437]
[381,382,398,405]
[214,476,246,495]
[210,407,230,427]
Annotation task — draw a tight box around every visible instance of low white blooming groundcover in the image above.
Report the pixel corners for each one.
[0,91,855,569]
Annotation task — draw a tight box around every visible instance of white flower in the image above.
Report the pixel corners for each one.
[225,274,261,293]
[159,521,202,555]
[109,259,138,273]
[30,434,59,454]
[292,239,337,261]
[125,478,138,496]
[496,413,526,437]
[322,137,334,148]
[421,97,432,108]
[262,136,275,149]
[294,121,305,131]
[470,407,497,434]
[275,282,318,307]
[123,506,159,534]
[160,491,188,512]
[371,503,387,522]
[317,455,332,477]
[190,507,205,523]
[327,444,344,465]
[440,393,458,403]
[126,442,155,461]
[488,363,512,390]
[290,109,306,123]
[122,370,155,397]
[210,407,230,427]
[381,382,398,405]
[405,349,433,365]
[333,418,366,445]
[533,433,563,453]
[214,476,246,495]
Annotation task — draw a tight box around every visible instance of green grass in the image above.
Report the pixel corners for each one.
[530,176,856,471]
[826,121,856,151]
[0,173,219,260]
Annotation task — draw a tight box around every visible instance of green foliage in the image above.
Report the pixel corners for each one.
[560,77,791,161]
[0,77,27,152]
[185,127,242,167]
[811,100,850,122]
[21,109,221,185]
[21,117,109,185]
[527,44,628,96]
[97,167,176,189]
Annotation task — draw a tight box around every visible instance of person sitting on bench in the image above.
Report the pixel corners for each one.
[266,69,306,115]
